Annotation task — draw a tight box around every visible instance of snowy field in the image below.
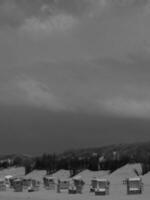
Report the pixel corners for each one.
[0,189,150,200]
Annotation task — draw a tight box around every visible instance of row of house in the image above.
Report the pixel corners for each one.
[0,173,143,195]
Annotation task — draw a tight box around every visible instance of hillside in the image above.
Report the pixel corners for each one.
[60,141,150,162]
[1,141,150,175]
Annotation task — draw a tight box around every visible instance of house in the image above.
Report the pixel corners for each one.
[0,179,6,191]
[13,178,23,192]
[94,178,110,195]
[90,177,98,192]
[125,177,143,195]
[23,178,40,192]
[43,176,56,190]
[57,178,70,193]
[5,175,13,188]
[68,176,84,194]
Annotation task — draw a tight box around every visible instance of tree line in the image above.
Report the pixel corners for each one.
[1,142,150,176]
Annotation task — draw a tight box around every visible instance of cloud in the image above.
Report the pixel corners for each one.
[17,77,68,111]
[0,0,148,29]
[1,53,150,118]
[1,0,150,118]
[0,0,97,29]
[0,0,25,28]
[20,14,78,37]
[102,97,150,118]
[0,76,67,111]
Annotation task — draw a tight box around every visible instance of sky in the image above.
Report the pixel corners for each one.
[1,0,150,154]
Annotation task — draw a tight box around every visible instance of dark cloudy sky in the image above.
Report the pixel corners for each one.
[0,0,150,154]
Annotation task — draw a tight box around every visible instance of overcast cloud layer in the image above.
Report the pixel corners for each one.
[0,0,150,153]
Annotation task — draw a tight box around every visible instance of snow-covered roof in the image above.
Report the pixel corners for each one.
[5,175,13,179]
[92,178,108,182]
[128,177,141,181]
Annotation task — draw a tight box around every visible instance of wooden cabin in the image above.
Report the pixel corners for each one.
[43,176,56,190]
[31,179,40,190]
[23,178,40,192]
[0,179,6,191]
[5,175,13,188]
[126,177,143,195]
[23,178,32,189]
[68,176,84,194]
[57,179,70,193]
[73,176,84,194]
[90,177,98,192]
[94,178,110,195]
[59,179,70,190]
[68,180,77,194]
[27,179,40,192]
[13,178,23,192]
